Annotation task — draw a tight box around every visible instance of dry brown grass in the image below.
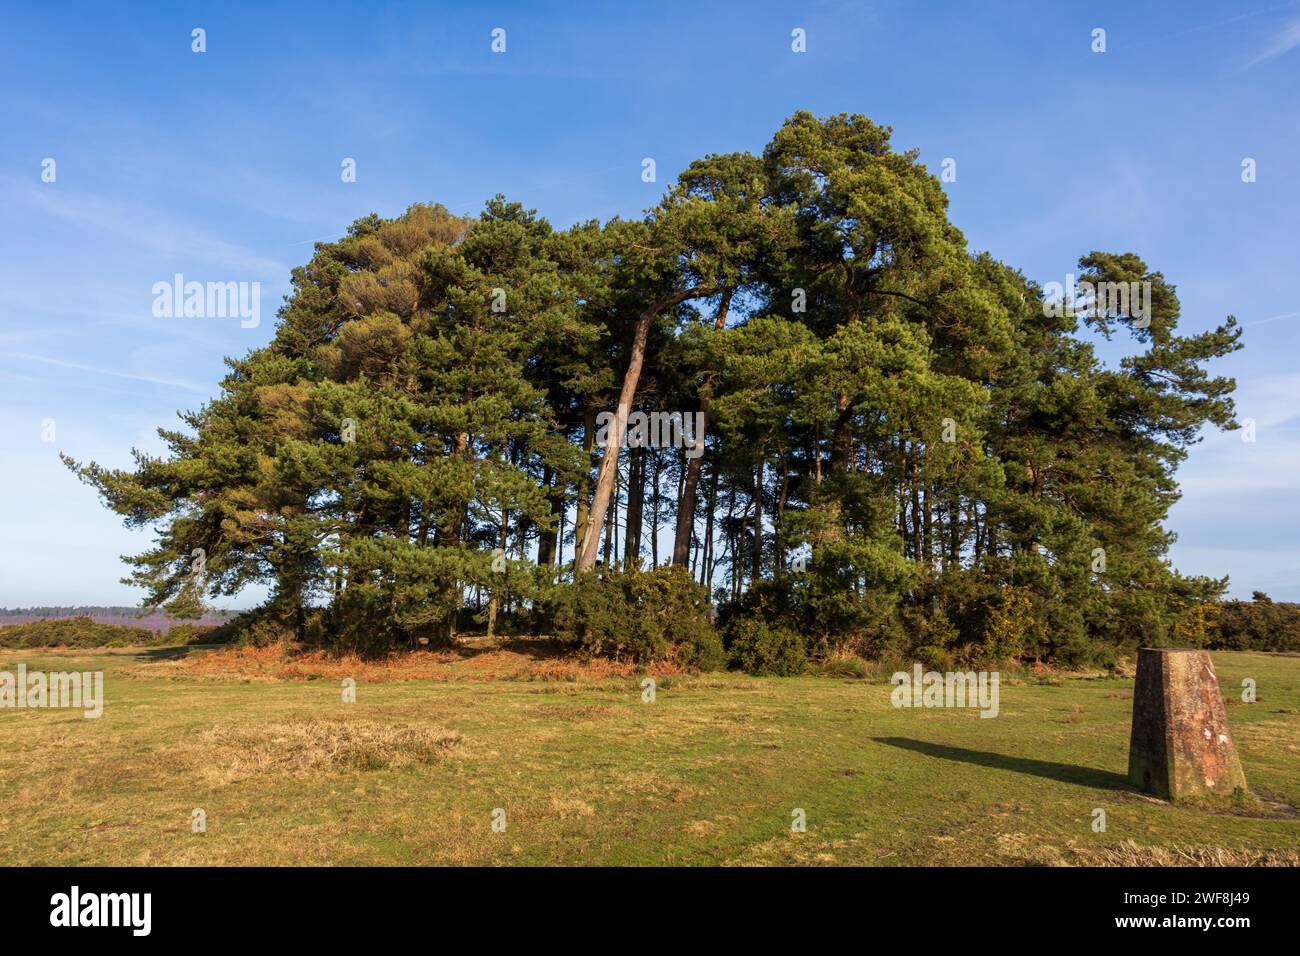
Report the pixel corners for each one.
[191,717,462,781]
[126,640,686,684]
[734,831,1300,868]
[1072,838,1300,867]
[546,796,596,818]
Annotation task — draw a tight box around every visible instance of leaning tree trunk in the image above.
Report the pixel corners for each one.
[576,310,654,573]
[576,287,719,573]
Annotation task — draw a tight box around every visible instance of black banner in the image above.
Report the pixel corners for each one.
[4,865,1286,942]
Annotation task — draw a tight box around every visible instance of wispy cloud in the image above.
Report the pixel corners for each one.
[1246,16,1300,67]
[1132,2,1300,49]
[0,175,290,279]
[1243,310,1300,328]
[0,351,209,393]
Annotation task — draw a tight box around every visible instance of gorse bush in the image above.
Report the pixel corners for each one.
[0,616,206,648]
[725,617,806,676]
[819,651,869,679]
[204,606,319,648]
[555,565,724,668]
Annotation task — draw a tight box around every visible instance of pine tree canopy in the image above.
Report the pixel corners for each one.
[65,112,1242,663]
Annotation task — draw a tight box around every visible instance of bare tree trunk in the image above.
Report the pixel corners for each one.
[922,451,932,568]
[650,449,662,568]
[829,391,853,473]
[910,442,923,561]
[536,466,558,569]
[557,503,565,570]
[672,396,707,566]
[895,437,906,555]
[1029,465,1044,555]
[776,446,790,580]
[752,458,764,581]
[672,288,731,565]
[487,509,508,640]
[573,406,596,569]
[700,462,718,588]
[438,428,470,644]
[624,446,644,569]
[814,422,822,484]
[727,484,739,602]
[948,492,961,568]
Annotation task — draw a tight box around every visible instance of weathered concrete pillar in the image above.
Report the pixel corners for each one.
[1127,648,1247,800]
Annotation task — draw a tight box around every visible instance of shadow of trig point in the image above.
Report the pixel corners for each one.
[1127,647,1247,800]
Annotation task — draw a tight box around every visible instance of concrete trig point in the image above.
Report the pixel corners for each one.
[1127,647,1247,800]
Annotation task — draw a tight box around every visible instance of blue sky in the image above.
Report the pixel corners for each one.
[2,0,1298,607]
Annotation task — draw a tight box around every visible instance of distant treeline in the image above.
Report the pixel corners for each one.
[0,606,238,633]
[0,616,219,649]
[1203,593,1300,653]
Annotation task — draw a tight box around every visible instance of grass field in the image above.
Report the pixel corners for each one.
[1,643,1297,866]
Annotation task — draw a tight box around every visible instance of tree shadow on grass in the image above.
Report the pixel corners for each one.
[125,636,569,664]
[872,737,1131,792]
[129,643,216,661]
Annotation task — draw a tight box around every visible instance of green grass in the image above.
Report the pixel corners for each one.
[0,646,1296,865]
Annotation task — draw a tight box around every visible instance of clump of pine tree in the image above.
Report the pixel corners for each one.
[65,112,1242,668]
